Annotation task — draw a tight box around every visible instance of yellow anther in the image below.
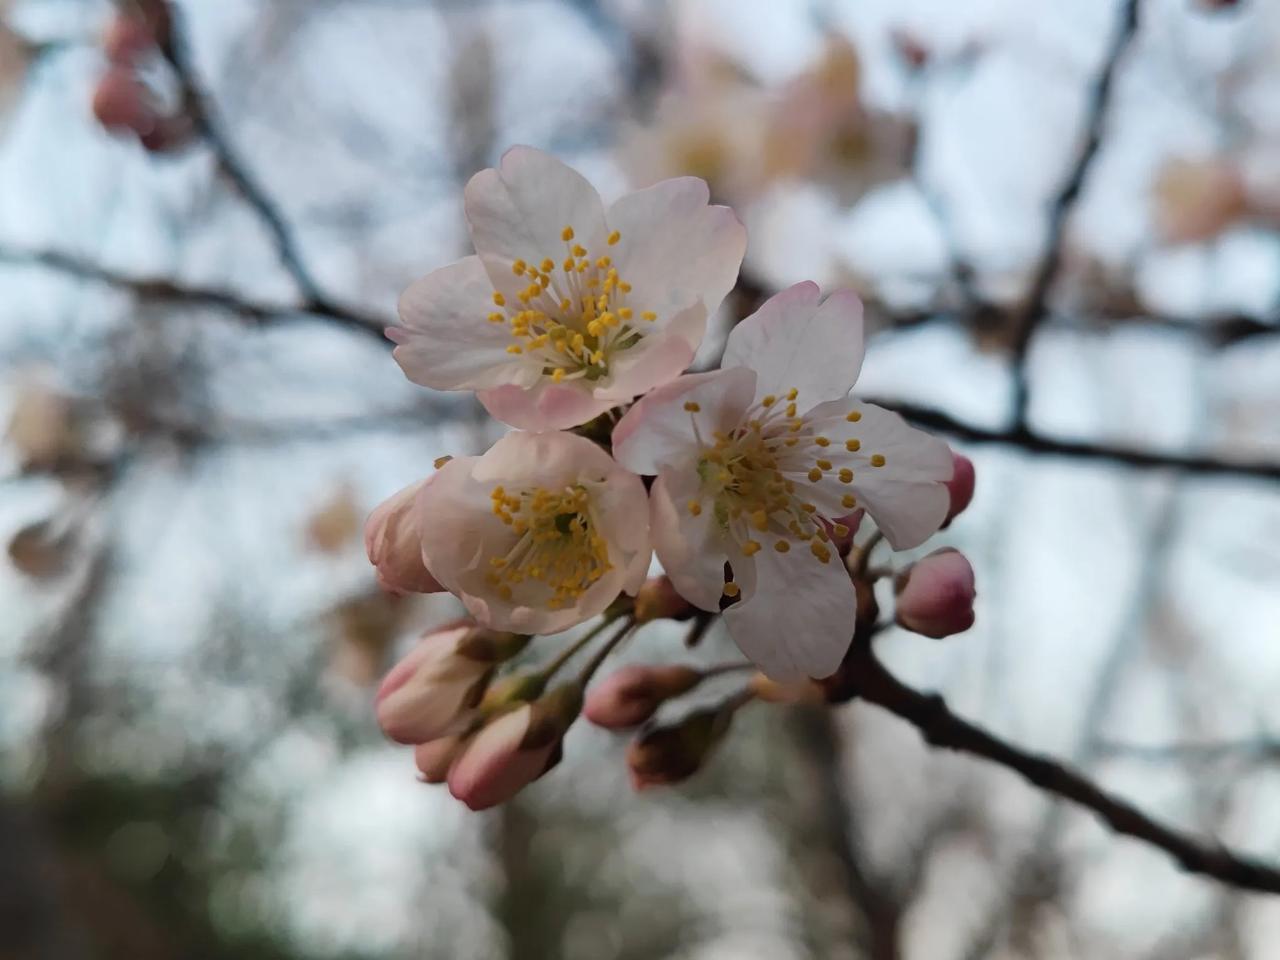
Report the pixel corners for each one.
[511,259,526,275]
[688,500,702,517]
[846,410,862,422]
[816,459,832,471]
[572,244,587,257]
[492,292,505,306]
[487,312,504,323]
[561,226,575,241]
[810,542,832,564]
[774,540,790,553]
[551,368,565,383]
[832,523,850,538]
[751,510,769,531]
[607,230,620,245]
[814,436,830,447]
[618,307,633,320]
[870,454,886,467]
[845,439,861,452]
[838,468,854,483]
[801,503,817,513]
[786,388,798,401]
[762,394,777,407]
[742,540,762,556]
[595,256,611,269]
[722,581,741,598]
[841,494,858,509]
[587,320,603,337]
[785,403,797,417]
[807,467,822,483]
[506,344,523,354]
[619,282,632,293]
[540,258,554,273]
[600,312,618,327]
[563,257,575,272]
[684,401,701,413]
[433,455,453,469]
[641,310,656,321]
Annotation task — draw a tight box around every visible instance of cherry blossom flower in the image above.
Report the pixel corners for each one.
[416,431,651,635]
[390,146,746,431]
[612,281,953,680]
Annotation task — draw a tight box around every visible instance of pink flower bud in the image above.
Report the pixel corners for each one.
[944,452,975,524]
[414,735,466,784]
[447,685,580,810]
[633,576,696,623]
[375,624,492,744]
[103,14,157,65]
[92,67,156,136]
[894,548,976,639]
[626,707,731,790]
[584,665,702,730]
[365,479,443,595]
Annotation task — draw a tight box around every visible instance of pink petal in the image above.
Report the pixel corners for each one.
[612,366,756,476]
[477,380,615,432]
[605,176,746,325]
[647,469,731,613]
[723,283,865,407]
[723,537,856,681]
[394,256,532,391]
[464,146,608,290]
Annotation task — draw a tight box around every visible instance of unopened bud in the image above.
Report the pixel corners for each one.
[447,685,580,810]
[894,548,976,639]
[626,707,732,790]
[365,478,444,595]
[415,735,466,783]
[376,623,494,744]
[584,665,702,729]
[944,452,975,525]
[633,576,696,623]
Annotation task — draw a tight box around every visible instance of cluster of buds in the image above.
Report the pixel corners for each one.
[91,2,193,152]
[364,147,980,807]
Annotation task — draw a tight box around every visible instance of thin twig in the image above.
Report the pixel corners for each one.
[1007,0,1142,429]
[829,645,1280,895]
[874,398,1280,483]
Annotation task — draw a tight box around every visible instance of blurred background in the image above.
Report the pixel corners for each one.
[3,0,1280,957]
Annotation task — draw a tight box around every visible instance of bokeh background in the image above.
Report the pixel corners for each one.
[3,0,1280,957]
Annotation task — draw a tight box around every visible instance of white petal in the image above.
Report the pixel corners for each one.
[648,469,730,613]
[612,367,756,476]
[393,256,534,390]
[724,539,856,681]
[805,400,952,550]
[606,177,746,323]
[723,283,865,406]
[464,146,608,286]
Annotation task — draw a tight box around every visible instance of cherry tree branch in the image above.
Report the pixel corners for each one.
[1007,0,1142,429]
[827,644,1280,895]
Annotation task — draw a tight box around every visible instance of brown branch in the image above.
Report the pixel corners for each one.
[873,398,1280,483]
[1007,0,1142,428]
[0,244,389,341]
[827,645,1280,896]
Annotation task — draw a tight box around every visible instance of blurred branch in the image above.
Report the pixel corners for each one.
[829,644,1280,896]
[872,398,1280,482]
[155,4,342,313]
[1096,738,1280,764]
[0,245,388,341]
[1007,0,1142,429]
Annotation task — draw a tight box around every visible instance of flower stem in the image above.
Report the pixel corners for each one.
[700,661,756,679]
[849,528,885,579]
[538,615,620,682]
[576,616,636,686]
